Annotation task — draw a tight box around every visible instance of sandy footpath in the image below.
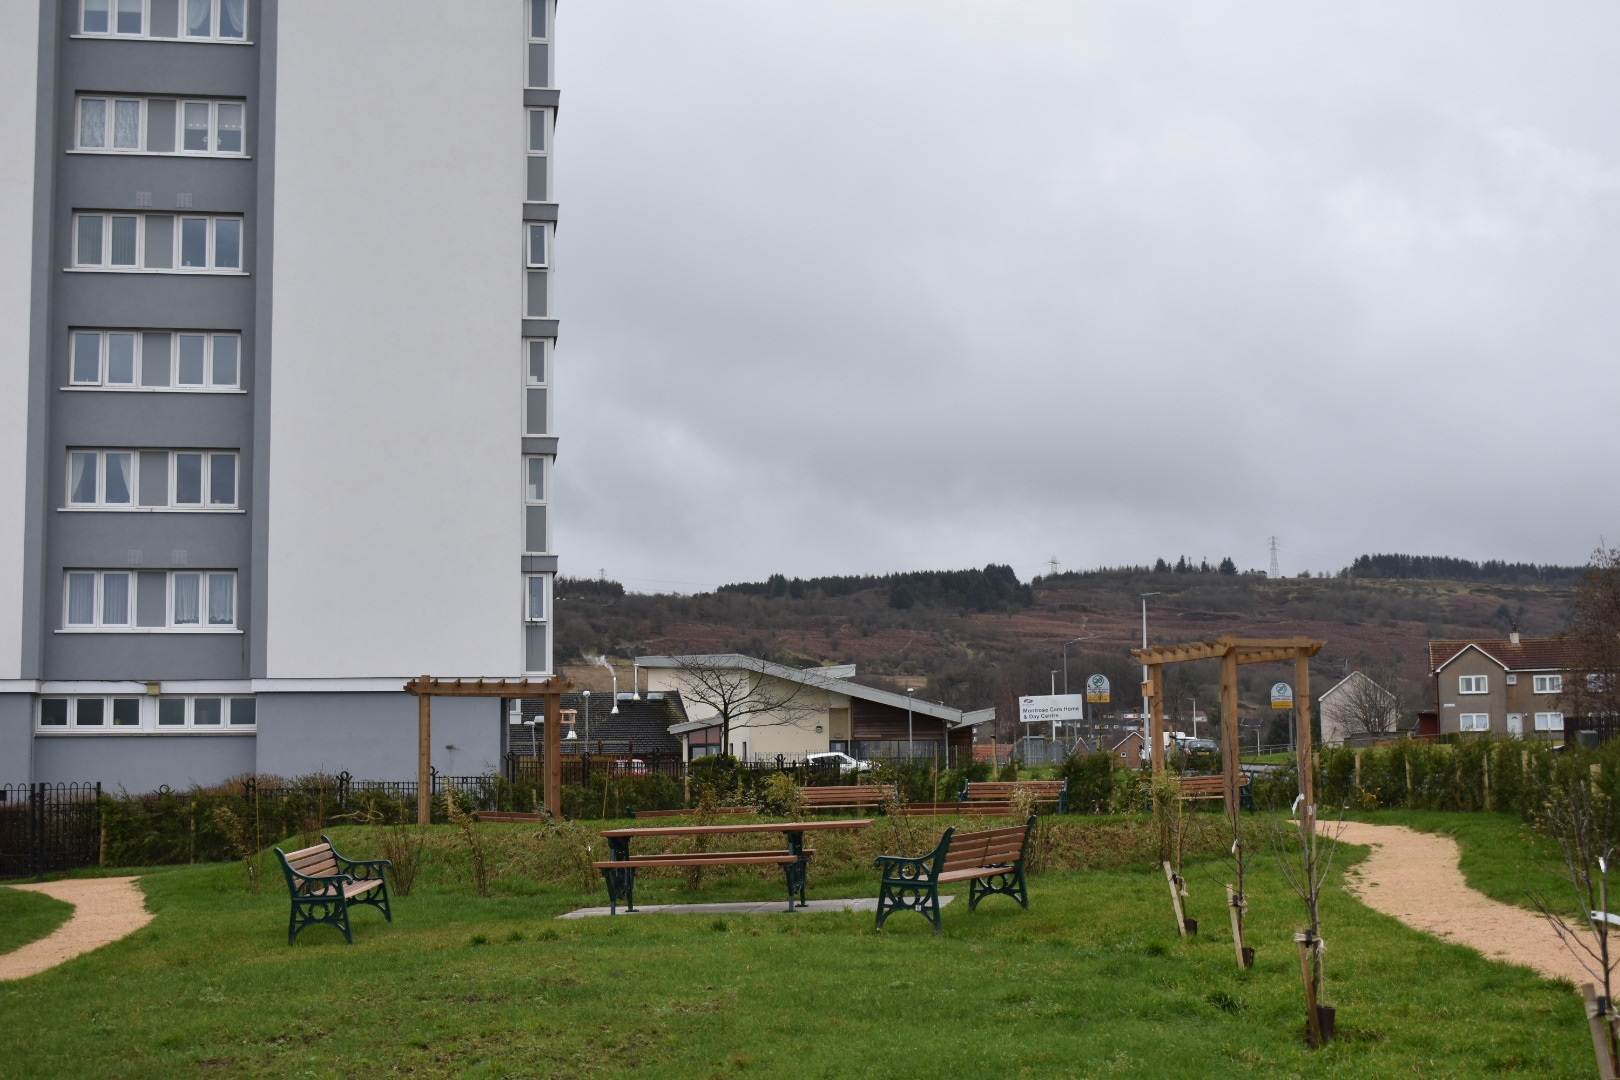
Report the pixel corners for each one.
[0,876,152,981]
[1331,820,1595,986]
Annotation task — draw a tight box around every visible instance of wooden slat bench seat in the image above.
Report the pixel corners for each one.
[1171,774,1254,810]
[273,834,393,945]
[892,802,1017,817]
[960,780,1069,814]
[628,806,755,819]
[472,811,546,823]
[873,816,1037,933]
[799,784,898,814]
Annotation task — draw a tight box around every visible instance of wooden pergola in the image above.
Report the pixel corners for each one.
[402,676,573,825]
[1129,637,1325,815]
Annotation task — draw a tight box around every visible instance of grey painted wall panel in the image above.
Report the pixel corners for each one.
[525,504,546,553]
[143,214,173,268]
[61,39,258,99]
[520,555,558,574]
[33,733,254,793]
[47,632,248,681]
[254,693,502,780]
[521,318,558,338]
[146,99,175,152]
[149,0,180,39]
[137,450,166,503]
[140,333,171,384]
[522,202,558,223]
[0,695,34,782]
[136,570,164,626]
[525,270,547,318]
[61,158,256,217]
[525,625,547,673]
[248,0,276,680]
[527,43,548,89]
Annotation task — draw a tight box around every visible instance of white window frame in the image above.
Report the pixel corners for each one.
[169,451,238,509]
[65,449,139,508]
[62,570,135,629]
[67,329,242,392]
[74,95,247,158]
[166,570,237,629]
[526,223,550,268]
[38,694,256,732]
[74,95,146,153]
[525,574,549,623]
[177,214,244,272]
[1458,674,1488,695]
[73,212,144,269]
[1533,674,1563,695]
[523,454,548,506]
[172,331,243,389]
[1458,712,1490,733]
[177,99,248,157]
[78,0,250,42]
[528,0,550,41]
[523,340,550,436]
[68,329,144,387]
[526,108,551,203]
[1534,711,1565,733]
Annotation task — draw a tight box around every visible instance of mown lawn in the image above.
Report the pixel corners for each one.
[0,887,73,954]
[0,814,1591,1078]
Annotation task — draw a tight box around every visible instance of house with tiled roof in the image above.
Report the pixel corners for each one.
[1428,632,1581,738]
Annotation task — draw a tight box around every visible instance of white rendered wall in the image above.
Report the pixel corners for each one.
[268,1,523,678]
[0,5,40,680]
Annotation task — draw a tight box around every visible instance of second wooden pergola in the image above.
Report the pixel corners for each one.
[402,676,572,825]
[1130,636,1324,816]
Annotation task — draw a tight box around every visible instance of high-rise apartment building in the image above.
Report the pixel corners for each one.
[0,1,559,791]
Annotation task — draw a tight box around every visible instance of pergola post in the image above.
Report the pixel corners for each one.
[1220,649,1239,820]
[544,690,562,819]
[1149,664,1166,775]
[1295,652,1314,811]
[417,682,432,826]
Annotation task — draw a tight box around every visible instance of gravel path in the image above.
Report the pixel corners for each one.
[0,877,152,982]
[1333,820,1594,986]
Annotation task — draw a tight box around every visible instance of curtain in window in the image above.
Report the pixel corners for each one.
[527,577,545,621]
[102,574,130,625]
[183,103,209,151]
[110,216,138,265]
[113,100,140,148]
[67,573,96,625]
[173,574,201,624]
[72,334,102,383]
[83,0,110,33]
[193,698,222,725]
[107,334,136,384]
[105,453,133,504]
[77,215,103,265]
[208,574,234,625]
[186,0,211,36]
[220,0,246,37]
[69,453,98,504]
[215,103,243,153]
[79,99,106,147]
[117,0,142,34]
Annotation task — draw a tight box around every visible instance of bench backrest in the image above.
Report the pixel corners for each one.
[944,818,1035,872]
[274,839,339,895]
[800,784,895,805]
[1176,774,1251,794]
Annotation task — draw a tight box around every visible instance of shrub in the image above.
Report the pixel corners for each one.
[758,772,804,818]
[378,820,427,897]
[1060,752,1115,814]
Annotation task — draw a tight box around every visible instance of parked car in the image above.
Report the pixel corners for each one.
[806,751,874,774]
[610,758,647,776]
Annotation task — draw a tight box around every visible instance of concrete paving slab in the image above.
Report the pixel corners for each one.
[557,895,956,919]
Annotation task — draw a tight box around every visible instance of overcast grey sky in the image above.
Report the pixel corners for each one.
[554,2,1620,593]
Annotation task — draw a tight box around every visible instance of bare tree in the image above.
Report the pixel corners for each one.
[1336,668,1401,741]
[665,654,824,757]
[1532,777,1620,1076]
[1562,547,1620,727]
[1269,799,1348,1047]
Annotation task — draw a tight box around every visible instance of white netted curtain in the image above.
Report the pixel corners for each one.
[69,453,97,505]
[113,99,140,148]
[173,574,201,624]
[79,99,105,147]
[102,574,130,626]
[104,453,133,504]
[67,573,96,625]
[221,0,246,37]
[215,103,243,153]
[207,574,234,625]
[183,103,209,151]
[109,216,137,266]
[186,0,211,36]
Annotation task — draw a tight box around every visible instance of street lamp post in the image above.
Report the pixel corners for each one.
[581,690,591,747]
[1140,592,1161,746]
[905,687,916,761]
[1062,635,1088,754]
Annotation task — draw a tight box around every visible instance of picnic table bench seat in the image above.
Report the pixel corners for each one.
[798,784,897,813]
[873,816,1037,934]
[274,834,393,945]
[960,779,1069,814]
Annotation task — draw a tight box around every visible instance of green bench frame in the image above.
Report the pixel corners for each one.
[274,834,394,945]
[873,815,1036,934]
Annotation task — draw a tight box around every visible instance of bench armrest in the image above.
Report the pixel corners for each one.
[322,834,392,879]
[290,872,355,896]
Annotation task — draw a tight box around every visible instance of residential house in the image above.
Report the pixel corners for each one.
[638,654,993,764]
[1428,633,1580,739]
[1318,671,1397,747]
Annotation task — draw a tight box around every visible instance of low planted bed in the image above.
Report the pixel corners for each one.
[0,812,1591,1077]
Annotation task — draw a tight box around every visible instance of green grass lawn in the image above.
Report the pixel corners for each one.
[0,887,73,954]
[1241,752,1296,766]
[0,815,1592,1077]
[1346,810,1576,917]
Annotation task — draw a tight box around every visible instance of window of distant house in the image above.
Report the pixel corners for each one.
[1534,711,1565,732]
[1459,713,1490,732]
[1533,674,1563,695]
[1458,675,1488,695]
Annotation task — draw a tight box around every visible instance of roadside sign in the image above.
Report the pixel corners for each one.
[1085,674,1111,704]
[1270,682,1294,710]
[1018,695,1083,725]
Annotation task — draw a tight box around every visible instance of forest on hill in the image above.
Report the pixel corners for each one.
[555,554,1583,743]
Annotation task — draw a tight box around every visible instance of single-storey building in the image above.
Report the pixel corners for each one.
[638,654,993,764]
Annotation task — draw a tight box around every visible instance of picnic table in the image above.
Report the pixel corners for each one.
[595,820,872,914]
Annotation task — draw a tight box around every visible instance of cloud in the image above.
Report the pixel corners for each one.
[554,1,1620,590]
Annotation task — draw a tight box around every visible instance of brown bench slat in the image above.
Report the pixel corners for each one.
[592,854,801,869]
[283,842,333,862]
[630,806,755,819]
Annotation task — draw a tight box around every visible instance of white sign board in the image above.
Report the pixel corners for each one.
[1271,682,1294,710]
[1085,674,1111,704]
[1018,695,1084,725]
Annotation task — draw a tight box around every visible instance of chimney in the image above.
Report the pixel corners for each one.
[1510,631,1521,646]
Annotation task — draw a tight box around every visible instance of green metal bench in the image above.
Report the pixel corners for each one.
[274,835,393,945]
[873,815,1036,934]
